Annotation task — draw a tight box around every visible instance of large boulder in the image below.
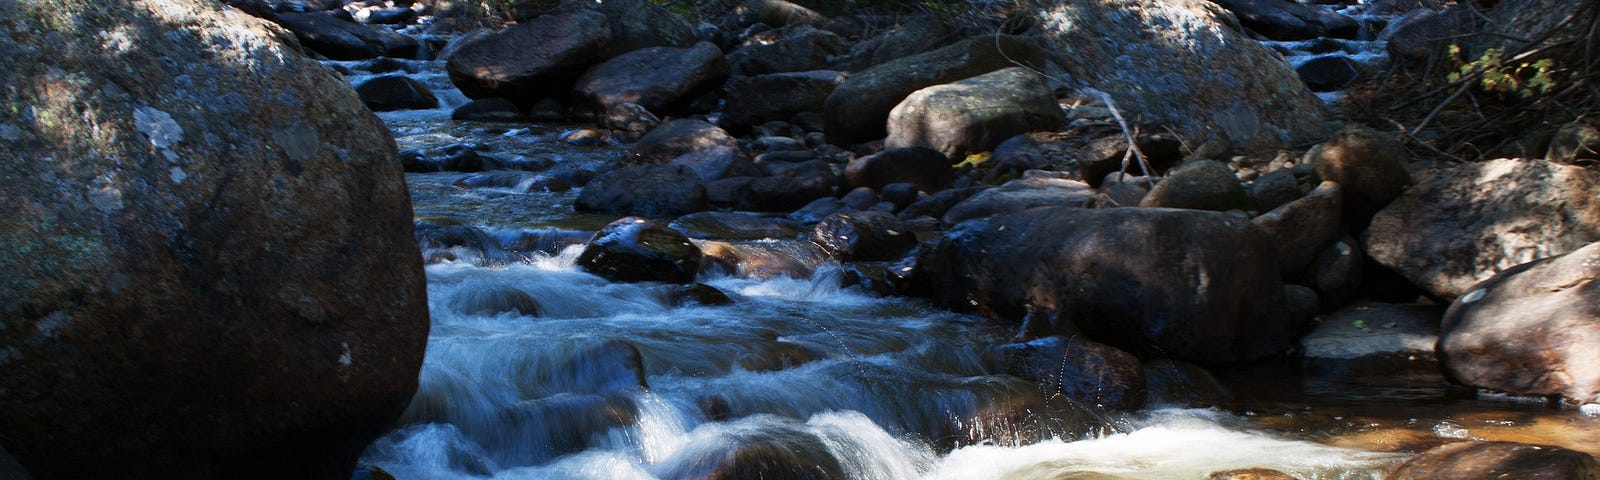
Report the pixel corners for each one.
[1251,181,1344,273]
[0,2,427,478]
[577,217,703,283]
[275,12,421,60]
[1365,158,1600,300]
[1438,241,1600,404]
[355,74,438,111]
[621,119,744,167]
[575,164,709,217]
[1207,0,1361,40]
[1306,126,1411,228]
[572,41,729,117]
[1030,0,1333,151]
[1387,441,1600,480]
[726,26,846,76]
[823,35,1047,146]
[885,67,1065,161]
[720,70,846,131]
[830,15,956,72]
[919,207,1292,362]
[445,11,611,104]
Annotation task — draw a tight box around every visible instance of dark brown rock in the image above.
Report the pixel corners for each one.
[1209,0,1361,40]
[621,119,744,167]
[1387,441,1600,480]
[844,146,953,193]
[1307,126,1411,228]
[1439,241,1600,404]
[989,336,1147,410]
[0,2,428,477]
[726,25,846,76]
[668,212,804,240]
[942,173,1095,224]
[885,67,1065,161]
[445,11,611,104]
[810,211,917,261]
[1208,468,1301,480]
[355,74,438,111]
[578,217,703,283]
[572,41,729,117]
[1252,181,1344,273]
[276,11,421,60]
[1365,158,1600,300]
[1139,159,1252,212]
[720,70,846,131]
[575,164,709,217]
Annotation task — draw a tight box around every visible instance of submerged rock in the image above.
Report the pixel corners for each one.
[810,211,918,261]
[578,217,703,283]
[655,423,847,480]
[989,336,1147,411]
[0,2,428,477]
[1388,441,1600,480]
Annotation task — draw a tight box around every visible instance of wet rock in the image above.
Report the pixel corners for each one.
[1546,122,1600,166]
[844,146,954,193]
[721,70,846,131]
[1296,55,1361,92]
[1306,126,1411,229]
[452,97,529,122]
[1365,158,1600,300]
[811,211,917,261]
[1078,133,1186,186]
[669,145,761,182]
[942,173,1096,224]
[919,208,1290,362]
[1301,303,1440,363]
[824,35,1047,146]
[697,240,821,279]
[787,197,848,224]
[1250,168,1304,213]
[669,211,804,240]
[727,25,846,76]
[1030,0,1333,151]
[1144,359,1232,407]
[989,336,1147,410]
[1209,0,1360,40]
[572,41,729,117]
[350,464,396,480]
[578,217,703,283]
[415,221,513,264]
[0,3,427,477]
[276,11,421,60]
[656,424,847,480]
[739,160,838,212]
[885,67,1066,161]
[575,164,709,217]
[496,228,594,257]
[830,15,955,72]
[355,74,437,111]
[448,285,543,317]
[1439,242,1600,404]
[353,7,414,25]
[1139,159,1252,212]
[1252,181,1344,273]
[671,283,734,307]
[737,340,816,371]
[444,11,611,104]
[1387,441,1600,480]
[1208,468,1301,480]
[622,119,744,167]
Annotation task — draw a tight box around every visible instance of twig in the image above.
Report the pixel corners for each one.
[1083,88,1154,180]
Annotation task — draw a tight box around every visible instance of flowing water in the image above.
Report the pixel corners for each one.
[344,13,1598,479]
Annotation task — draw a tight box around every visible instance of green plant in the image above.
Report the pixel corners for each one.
[1446,45,1559,99]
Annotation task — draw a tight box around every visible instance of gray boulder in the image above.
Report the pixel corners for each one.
[355,74,438,111]
[276,12,421,60]
[0,3,427,477]
[572,41,729,117]
[1365,158,1600,300]
[1439,241,1600,404]
[445,11,611,103]
[885,67,1065,161]
[1300,303,1440,363]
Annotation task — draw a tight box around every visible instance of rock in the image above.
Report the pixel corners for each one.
[726,26,846,76]
[672,283,735,307]
[0,3,427,477]
[563,0,697,56]
[705,176,757,207]
[669,145,761,182]
[879,183,921,210]
[0,447,29,480]
[1296,55,1361,92]
[989,336,1147,410]
[1139,159,1252,211]
[942,173,1096,224]
[1364,158,1600,300]
[1078,133,1186,186]
[1144,360,1231,407]
[415,221,515,265]
[448,284,543,317]
[1030,0,1333,151]
[578,217,703,283]
[444,11,611,104]
[885,67,1066,161]
[830,15,955,72]
[1250,168,1304,213]
[843,146,954,193]
[1383,8,1472,62]
[621,119,744,167]
[1300,236,1363,309]
[353,7,415,25]
[669,212,804,240]
[823,35,1047,146]
[919,208,1290,362]
[656,424,847,480]
[739,160,838,212]
[899,186,990,220]
[987,134,1055,182]
[1208,0,1361,40]
[276,12,421,60]
[1307,126,1411,228]
[1251,181,1344,273]
[722,0,829,29]
[810,211,917,261]
[839,187,879,211]
[1387,441,1600,480]
[355,74,438,111]
[1208,468,1300,480]
[1546,122,1600,165]
[1439,242,1600,404]
[1301,303,1440,362]
[600,102,662,136]
[572,41,729,117]
[720,70,846,131]
[1097,173,1153,207]
[576,164,709,217]
[452,98,529,122]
